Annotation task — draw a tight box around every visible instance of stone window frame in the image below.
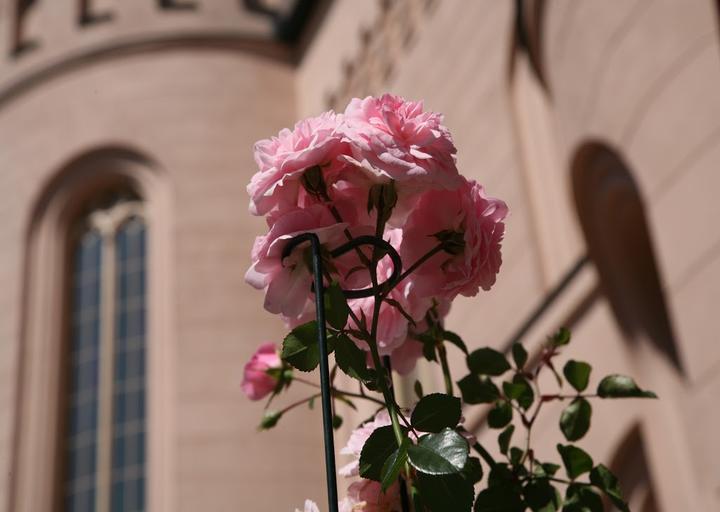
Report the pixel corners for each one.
[11,147,175,512]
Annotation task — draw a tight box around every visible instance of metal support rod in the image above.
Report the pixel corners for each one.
[282,233,408,512]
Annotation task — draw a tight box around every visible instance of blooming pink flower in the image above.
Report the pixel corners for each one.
[400,178,508,301]
[241,342,282,400]
[340,94,461,224]
[245,204,369,318]
[342,480,402,512]
[248,111,349,217]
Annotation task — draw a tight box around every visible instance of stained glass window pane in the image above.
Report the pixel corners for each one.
[111,217,146,512]
[65,229,103,512]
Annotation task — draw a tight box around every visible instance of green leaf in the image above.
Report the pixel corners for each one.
[444,330,469,355]
[462,456,483,485]
[533,462,561,478]
[549,327,571,347]
[258,410,282,430]
[509,447,524,466]
[281,322,321,372]
[524,479,560,512]
[332,414,343,430]
[498,425,515,455]
[474,484,525,512]
[417,471,475,512]
[512,343,528,369]
[334,333,374,381]
[557,444,593,480]
[458,374,500,404]
[563,484,603,512]
[324,281,349,330]
[467,348,511,376]
[597,375,658,399]
[563,360,592,393]
[488,400,513,429]
[503,375,534,410]
[380,439,409,491]
[559,398,592,442]
[418,333,438,362]
[407,428,469,475]
[359,426,400,482]
[414,379,424,400]
[589,464,629,512]
[411,393,462,433]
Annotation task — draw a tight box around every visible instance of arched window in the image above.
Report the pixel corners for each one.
[12,147,172,512]
[64,195,146,512]
[571,142,683,372]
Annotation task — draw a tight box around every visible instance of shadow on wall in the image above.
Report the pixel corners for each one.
[571,141,683,375]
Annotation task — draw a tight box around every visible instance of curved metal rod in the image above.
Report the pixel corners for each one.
[282,234,403,299]
[281,232,339,512]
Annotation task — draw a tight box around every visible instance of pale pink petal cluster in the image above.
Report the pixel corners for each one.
[245,94,508,375]
[241,342,282,401]
[400,177,508,301]
[295,499,321,512]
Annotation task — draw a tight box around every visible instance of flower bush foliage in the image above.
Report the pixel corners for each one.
[243,94,656,511]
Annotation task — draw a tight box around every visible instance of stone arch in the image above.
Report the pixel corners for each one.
[570,141,683,373]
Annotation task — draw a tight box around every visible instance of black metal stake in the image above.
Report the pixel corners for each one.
[283,233,408,512]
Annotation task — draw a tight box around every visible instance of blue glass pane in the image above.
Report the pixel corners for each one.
[111,218,146,512]
[65,229,102,512]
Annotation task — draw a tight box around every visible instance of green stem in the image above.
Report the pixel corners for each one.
[437,343,454,396]
[279,393,322,415]
[472,442,498,469]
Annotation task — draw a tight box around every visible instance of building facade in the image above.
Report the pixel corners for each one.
[0,0,719,510]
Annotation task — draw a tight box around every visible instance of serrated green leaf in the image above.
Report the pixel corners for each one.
[503,375,534,410]
[407,428,469,475]
[417,471,475,512]
[467,348,511,376]
[564,484,603,512]
[462,456,483,484]
[589,465,629,512]
[380,439,409,491]
[509,447,524,466]
[324,281,349,330]
[524,478,560,512]
[557,444,593,480]
[334,333,374,381]
[488,400,513,429]
[512,343,528,369]
[281,322,320,372]
[597,375,657,399]
[498,425,515,455]
[457,374,500,404]
[359,426,400,482]
[444,330,469,355]
[550,327,571,347]
[559,398,592,442]
[563,360,592,393]
[411,393,462,433]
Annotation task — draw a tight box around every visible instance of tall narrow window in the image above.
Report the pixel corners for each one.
[64,198,146,512]
[571,142,682,372]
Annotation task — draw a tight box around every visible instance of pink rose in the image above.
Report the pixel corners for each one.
[340,94,461,224]
[343,480,402,512]
[295,500,321,512]
[248,111,349,217]
[400,178,508,300]
[241,342,282,400]
[245,204,359,317]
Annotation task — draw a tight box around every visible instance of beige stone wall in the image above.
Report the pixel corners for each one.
[1,0,719,510]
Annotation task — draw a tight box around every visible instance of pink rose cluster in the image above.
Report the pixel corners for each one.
[245,94,507,375]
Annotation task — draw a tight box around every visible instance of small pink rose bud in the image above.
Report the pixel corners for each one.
[241,342,282,401]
